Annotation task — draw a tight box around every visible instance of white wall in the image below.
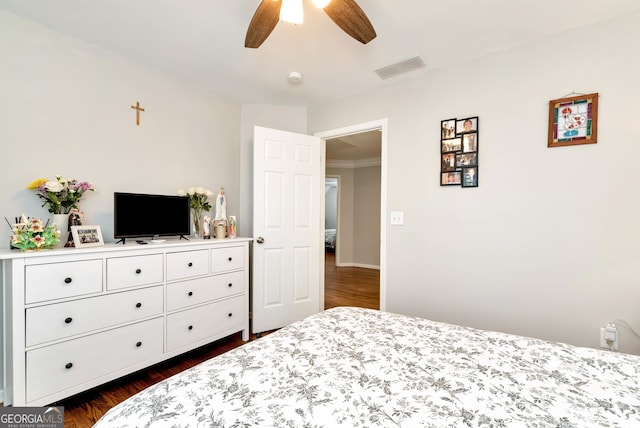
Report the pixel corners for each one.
[353,166,381,267]
[0,11,241,245]
[309,12,640,354]
[326,166,380,268]
[326,168,354,264]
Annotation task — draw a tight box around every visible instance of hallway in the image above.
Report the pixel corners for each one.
[324,252,380,310]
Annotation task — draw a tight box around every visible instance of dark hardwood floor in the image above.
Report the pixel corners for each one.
[324,251,380,310]
[53,250,380,427]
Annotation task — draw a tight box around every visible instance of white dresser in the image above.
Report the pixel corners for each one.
[0,238,251,406]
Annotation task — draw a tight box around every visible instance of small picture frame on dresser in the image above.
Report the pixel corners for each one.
[71,225,104,248]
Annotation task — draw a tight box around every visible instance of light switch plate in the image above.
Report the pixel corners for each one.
[390,211,404,225]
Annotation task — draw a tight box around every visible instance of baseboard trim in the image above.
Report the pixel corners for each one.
[336,262,380,270]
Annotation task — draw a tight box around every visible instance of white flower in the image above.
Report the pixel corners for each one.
[195,186,205,195]
[205,189,214,197]
[177,189,186,196]
[45,180,64,192]
[187,187,195,195]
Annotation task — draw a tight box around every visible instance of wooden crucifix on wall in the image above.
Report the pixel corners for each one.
[130,101,145,125]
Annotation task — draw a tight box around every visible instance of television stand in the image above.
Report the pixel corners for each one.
[115,238,126,245]
[179,234,189,240]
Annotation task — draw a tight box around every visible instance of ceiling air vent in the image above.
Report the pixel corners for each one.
[374,56,426,80]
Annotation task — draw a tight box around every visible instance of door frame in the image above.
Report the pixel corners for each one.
[324,175,341,265]
[315,118,388,312]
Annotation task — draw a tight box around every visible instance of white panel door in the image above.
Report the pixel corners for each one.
[253,126,322,334]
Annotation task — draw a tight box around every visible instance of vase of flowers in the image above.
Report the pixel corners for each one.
[51,214,68,248]
[27,176,95,246]
[27,176,95,214]
[178,187,213,239]
[9,215,60,251]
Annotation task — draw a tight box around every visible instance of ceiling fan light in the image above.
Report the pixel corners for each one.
[311,0,331,8]
[280,0,303,24]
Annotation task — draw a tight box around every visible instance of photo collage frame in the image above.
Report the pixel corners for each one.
[440,116,479,187]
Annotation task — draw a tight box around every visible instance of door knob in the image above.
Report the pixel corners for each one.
[256,237,265,244]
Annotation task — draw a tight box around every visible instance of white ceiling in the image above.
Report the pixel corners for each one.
[2,1,639,108]
[326,130,381,162]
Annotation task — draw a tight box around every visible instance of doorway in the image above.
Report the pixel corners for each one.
[315,119,388,311]
[324,176,338,258]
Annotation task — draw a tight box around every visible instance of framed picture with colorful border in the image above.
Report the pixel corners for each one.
[548,93,598,147]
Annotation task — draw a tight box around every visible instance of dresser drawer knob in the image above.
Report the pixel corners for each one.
[188,325,193,330]
[135,268,142,274]
[228,312,233,318]
[228,257,232,262]
[136,302,142,308]
[64,277,72,284]
[64,317,73,324]
[136,341,142,347]
[65,363,73,369]
[188,262,193,267]
[188,291,193,297]
[228,283,233,288]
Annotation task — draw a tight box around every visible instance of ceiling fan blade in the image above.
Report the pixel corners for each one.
[323,0,376,44]
[245,0,282,48]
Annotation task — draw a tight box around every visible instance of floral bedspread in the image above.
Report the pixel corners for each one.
[94,307,640,427]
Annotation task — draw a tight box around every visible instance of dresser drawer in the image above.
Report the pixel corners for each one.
[25,260,103,304]
[166,295,244,352]
[166,271,245,312]
[107,254,163,290]
[26,317,163,404]
[26,286,163,346]
[166,250,209,281]
[211,246,245,273]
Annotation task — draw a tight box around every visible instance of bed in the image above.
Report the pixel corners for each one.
[94,307,640,427]
[325,228,336,251]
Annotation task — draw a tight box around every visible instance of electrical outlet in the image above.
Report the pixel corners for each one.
[599,324,619,351]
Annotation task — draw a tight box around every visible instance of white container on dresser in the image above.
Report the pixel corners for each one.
[0,238,251,407]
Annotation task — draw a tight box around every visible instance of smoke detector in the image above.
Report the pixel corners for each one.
[288,71,303,84]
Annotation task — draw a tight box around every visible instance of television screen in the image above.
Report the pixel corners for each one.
[114,192,190,240]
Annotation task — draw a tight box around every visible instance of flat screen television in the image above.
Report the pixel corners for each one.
[114,192,190,243]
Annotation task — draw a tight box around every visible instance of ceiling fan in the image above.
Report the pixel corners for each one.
[245,0,376,48]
